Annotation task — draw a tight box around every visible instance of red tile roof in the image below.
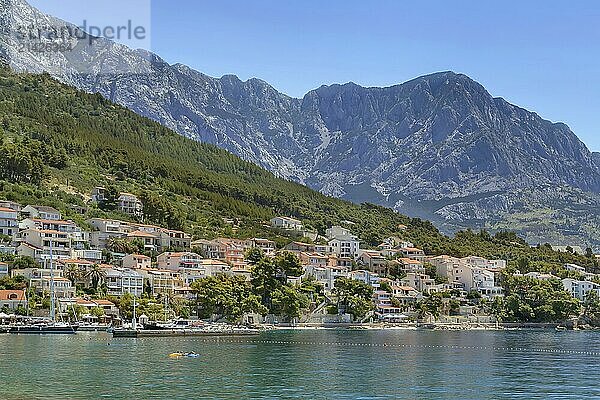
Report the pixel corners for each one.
[0,290,26,301]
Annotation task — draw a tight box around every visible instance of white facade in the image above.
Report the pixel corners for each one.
[17,229,72,261]
[157,252,203,270]
[0,207,18,239]
[22,205,61,221]
[328,238,360,258]
[434,257,502,296]
[271,216,303,231]
[327,225,360,258]
[462,256,506,271]
[326,226,353,239]
[122,254,152,269]
[105,268,144,296]
[348,270,380,289]
[117,193,143,217]
[72,249,103,263]
[303,265,349,291]
[564,263,586,273]
[562,278,600,301]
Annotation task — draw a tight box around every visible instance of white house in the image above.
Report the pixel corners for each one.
[22,205,61,221]
[470,267,503,296]
[13,268,75,298]
[88,218,130,249]
[562,278,600,301]
[122,254,152,270]
[303,264,349,291]
[433,257,502,296]
[328,237,361,258]
[0,207,18,239]
[461,256,506,271]
[246,238,276,256]
[358,250,387,274]
[0,201,22,212]
[157,252,203,270]
[564,263,586,273]
[399,247,426,261]
[0,290,27,311]
[326,226,360,258]
[270,216,303,231]
[17,229,72,262]
[117,193,143,217]
[326,226,353,239]
[105,268,144,296]
[72,249,103,263]
[348,269,380,289]
[401,272,436,293]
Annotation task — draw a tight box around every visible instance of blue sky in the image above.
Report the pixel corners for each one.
[30,0,600,150]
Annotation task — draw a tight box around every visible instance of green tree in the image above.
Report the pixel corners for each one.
[90,306,105,319]
[193,274,266,322]
[271,285,310,321]
[245,247,264,265]
[419,292,444,319]
[11,256,38,270]
[63,264,81,285]
[99,185,119,211]
[66,304,87,321]
[139,191,185,230]
[500,275,581,322]
[273,252,303,279]
[583,291,600,326]
[0,275,27,290]
[333,277,374,320]
[86,265,106,291]
[586,247,594,258]
[250,258,280,309]
[106,238,140,254]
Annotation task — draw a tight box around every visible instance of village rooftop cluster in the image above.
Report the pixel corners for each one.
[1,196,600,325]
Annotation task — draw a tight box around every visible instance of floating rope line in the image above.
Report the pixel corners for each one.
[125,337,600,356]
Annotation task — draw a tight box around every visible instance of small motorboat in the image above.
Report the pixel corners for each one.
[169,352,200,358]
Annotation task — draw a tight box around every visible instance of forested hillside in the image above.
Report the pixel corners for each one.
[0,66,598,272]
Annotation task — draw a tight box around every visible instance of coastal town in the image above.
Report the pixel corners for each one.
[1,190,600,331]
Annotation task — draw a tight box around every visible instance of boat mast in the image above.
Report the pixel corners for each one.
[164,295,168,322]
[49,236,55,323]
[132,295,137,330]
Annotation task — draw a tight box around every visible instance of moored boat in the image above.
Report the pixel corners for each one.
[77,323,111,332]
[9,323,78,334]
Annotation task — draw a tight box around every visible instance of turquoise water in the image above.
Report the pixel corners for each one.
[0,329,599,399]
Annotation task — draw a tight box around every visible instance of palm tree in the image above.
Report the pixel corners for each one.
[86,264,106,290]
[106,237,135,254]
[64,264,81,285]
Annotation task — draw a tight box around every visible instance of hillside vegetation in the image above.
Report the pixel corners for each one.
[0,67,598,272]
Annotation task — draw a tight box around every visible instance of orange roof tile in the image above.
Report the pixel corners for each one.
[0,290,26,301]
[127,230,157,238]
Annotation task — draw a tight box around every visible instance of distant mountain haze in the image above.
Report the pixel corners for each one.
[3,0,600,248]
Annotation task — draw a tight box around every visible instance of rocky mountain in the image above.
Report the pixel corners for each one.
[3,0,600,248]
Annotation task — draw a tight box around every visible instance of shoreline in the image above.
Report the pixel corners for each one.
[268,322,600,331]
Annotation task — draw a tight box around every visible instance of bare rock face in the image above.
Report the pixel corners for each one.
[4,0,600,248]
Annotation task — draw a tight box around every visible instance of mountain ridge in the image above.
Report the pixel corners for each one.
[3,0,600,248]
